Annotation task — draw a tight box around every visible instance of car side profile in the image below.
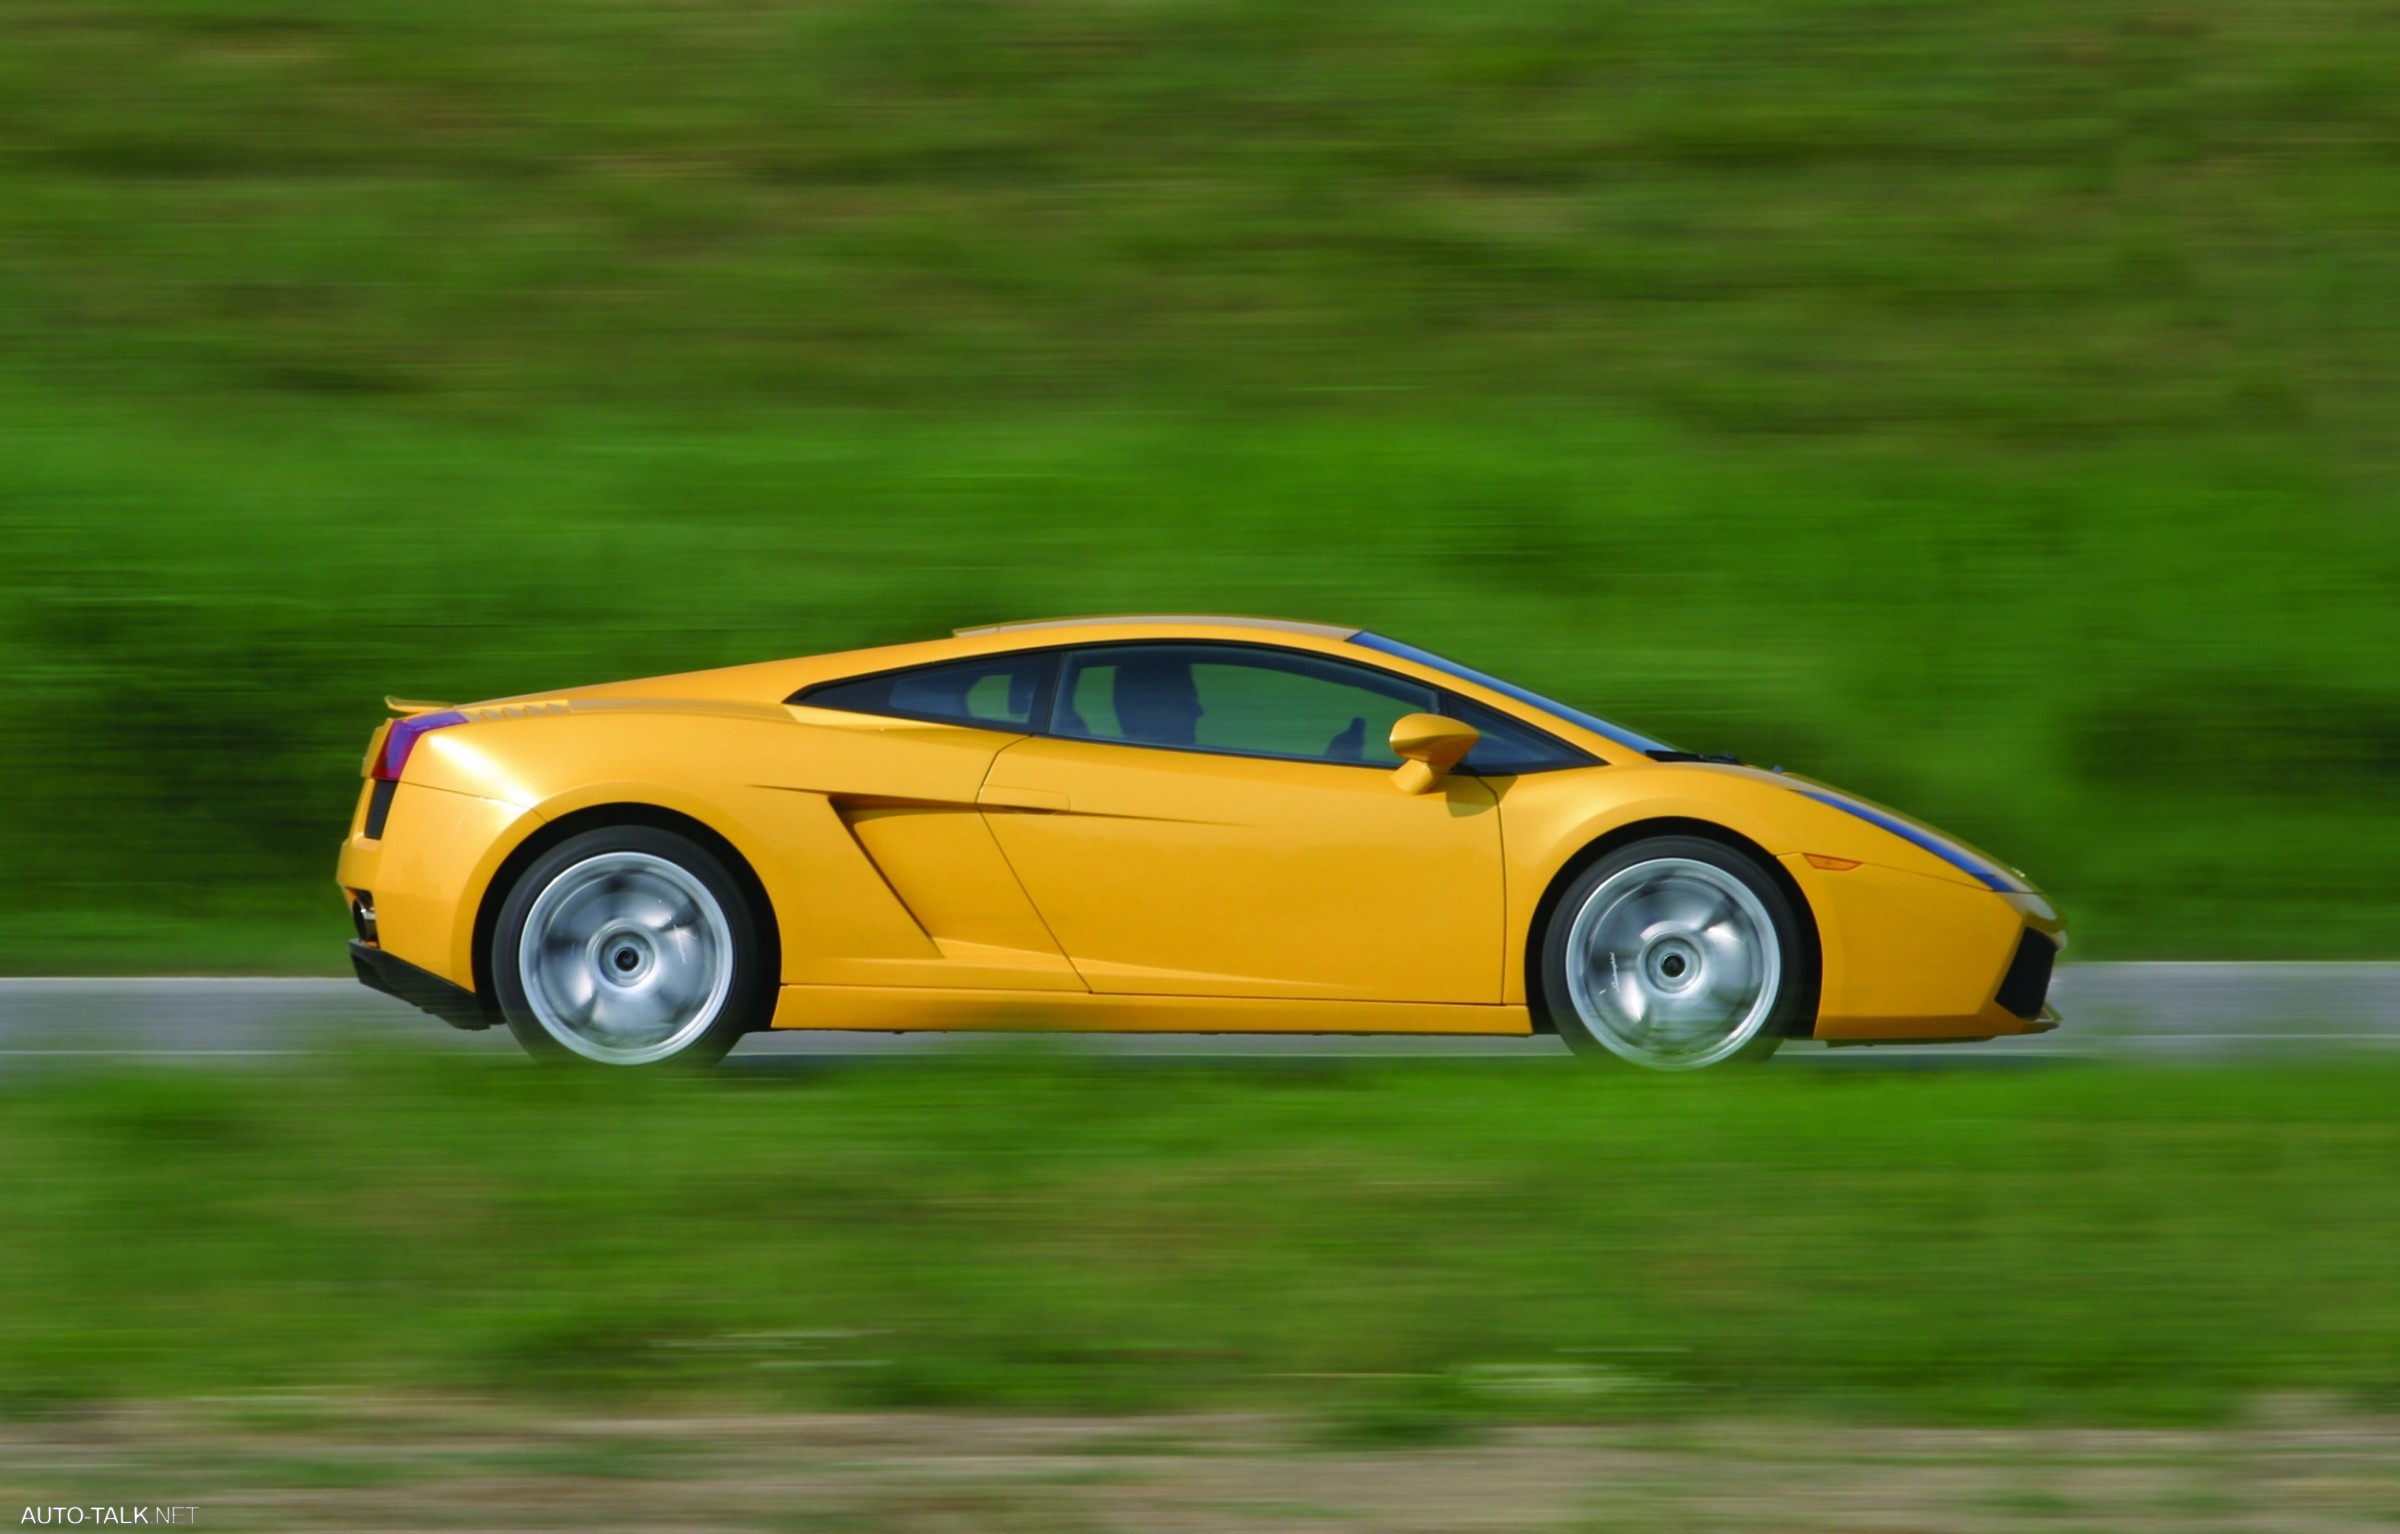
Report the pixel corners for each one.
[338,616,2063,1070]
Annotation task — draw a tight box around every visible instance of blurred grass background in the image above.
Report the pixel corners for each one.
[2,0,2396,968]
[7,1053,2400,1425]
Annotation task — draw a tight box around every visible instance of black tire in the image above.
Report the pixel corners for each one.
[1537,835,1814,1069]
[492,825,775,1067]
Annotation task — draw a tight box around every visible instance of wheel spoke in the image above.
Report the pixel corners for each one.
[1696,921,1757,1003]
[561,962,602,1019]
[1611,963,1649,1028]
[1647,882,1727,935]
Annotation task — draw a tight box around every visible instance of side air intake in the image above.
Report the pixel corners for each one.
[1995,928,2059,1021]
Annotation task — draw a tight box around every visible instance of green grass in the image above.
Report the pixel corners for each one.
[6,1050,2399,1426]
[0,0,2396,965]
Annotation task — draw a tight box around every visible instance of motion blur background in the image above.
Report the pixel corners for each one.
[6,10,2400,1520]
[4,0,2395,972]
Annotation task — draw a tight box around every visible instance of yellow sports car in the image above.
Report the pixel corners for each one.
[339,616,2063,1070]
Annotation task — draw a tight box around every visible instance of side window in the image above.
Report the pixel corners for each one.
[1441,696,1599,775]
[798,653,1046,730]
[1053,645,1438,766]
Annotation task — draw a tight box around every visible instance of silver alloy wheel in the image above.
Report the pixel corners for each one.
[516,851,735,1065]
[1561,857,1782,1070]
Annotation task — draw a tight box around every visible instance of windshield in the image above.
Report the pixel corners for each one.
[1350,633,1680,756]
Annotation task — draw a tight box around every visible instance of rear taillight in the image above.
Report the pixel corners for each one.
[375,709,469,781]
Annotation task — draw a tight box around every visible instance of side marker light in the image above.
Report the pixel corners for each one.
[1804,854,1862,871]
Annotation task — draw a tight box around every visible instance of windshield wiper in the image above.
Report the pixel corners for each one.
[1646,749,1744,765]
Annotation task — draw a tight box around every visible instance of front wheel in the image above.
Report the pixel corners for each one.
[492,825,774,1067]
[1539,836,1813,1070]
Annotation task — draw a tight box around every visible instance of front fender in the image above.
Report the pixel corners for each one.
[1493,764,2009,1006]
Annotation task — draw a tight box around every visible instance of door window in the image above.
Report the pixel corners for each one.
[1052,645,1438,767]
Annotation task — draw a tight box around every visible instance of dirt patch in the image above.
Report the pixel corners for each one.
[4,1400,2398,1531]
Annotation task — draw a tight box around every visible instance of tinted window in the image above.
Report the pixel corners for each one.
[1054,645,1437,766]
[799,653,1046,730]
[1350,632,1678,755]
[1442,696,1598,775]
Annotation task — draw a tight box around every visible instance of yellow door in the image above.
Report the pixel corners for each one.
[977,643,1505,1004]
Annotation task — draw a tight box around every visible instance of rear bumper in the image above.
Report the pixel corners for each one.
[336,780,537,991]
[350,939,494,1032]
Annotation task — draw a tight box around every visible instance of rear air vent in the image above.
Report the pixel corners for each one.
[1995,929,2059,1020]
[363,777,399,839]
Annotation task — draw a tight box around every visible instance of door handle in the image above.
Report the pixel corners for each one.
[978,785,1070,813]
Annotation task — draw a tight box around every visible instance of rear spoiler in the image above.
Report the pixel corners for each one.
[385,696,456,715]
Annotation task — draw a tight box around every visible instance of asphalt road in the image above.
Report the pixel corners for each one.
[1,964,2395,1069]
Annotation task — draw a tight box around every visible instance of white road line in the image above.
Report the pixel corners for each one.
[0,1048,309,1057]
[2095,1032,2400,1042]
[2,965,2396,1066]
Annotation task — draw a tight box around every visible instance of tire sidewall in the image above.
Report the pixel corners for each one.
[493,825,771,1067]
[1539,835,1813,1068]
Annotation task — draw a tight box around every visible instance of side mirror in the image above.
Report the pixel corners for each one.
[1389,713,1480,794]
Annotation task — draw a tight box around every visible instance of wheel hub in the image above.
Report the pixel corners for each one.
[1643,934,1704,992]
[592,923,658,986]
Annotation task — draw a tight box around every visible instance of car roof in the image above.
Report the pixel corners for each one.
[954,614,1359,640]
[500,615,1648,765]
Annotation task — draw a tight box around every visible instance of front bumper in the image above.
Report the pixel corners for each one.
[1994,924,2061,1024]
[1785,855,2066,1041]
[350,939,494,1032]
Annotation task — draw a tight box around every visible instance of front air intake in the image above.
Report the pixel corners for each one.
[1995,928,2059,1020]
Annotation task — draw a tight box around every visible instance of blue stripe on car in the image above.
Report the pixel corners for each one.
[1798,791,2018,892]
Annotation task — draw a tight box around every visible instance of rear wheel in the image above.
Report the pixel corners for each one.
[1539,836,1811,1070]
[493,826,773,1067]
